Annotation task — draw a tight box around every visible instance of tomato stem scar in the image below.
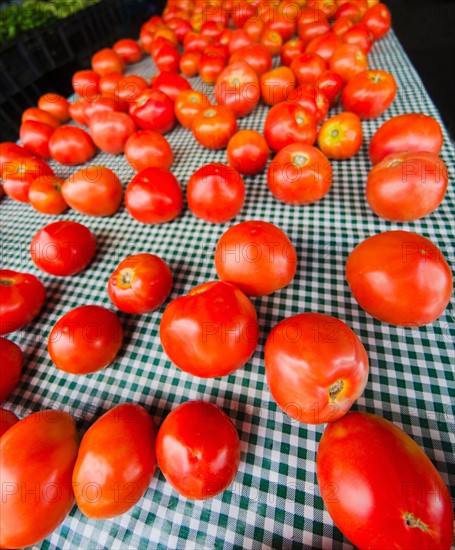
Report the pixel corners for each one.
[403,512,431,533]
[118,268,134,289]
[0,278,14,286]
[329,379,344,400]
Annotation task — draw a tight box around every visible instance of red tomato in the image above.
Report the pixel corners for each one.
[69,97,92,126]
[329,44,368,82]
[1,156,54,203]
[215,220,297,296]
[156,401,240,499]
[62,166,123,217]
[99,72,124,99]
[200,20,225,40]
[0,142,31,171]
[48,305,123,374]
[342,22,373,53]
[305,32,342,62]
[229,44,272,76]
[346,231,452,326]
[281,38,305,66]
[260,66,296,106]
[315,70,344,105]
[113,38,143,63]
[167,16,192,43]
[362,3,391,39]
[72,70,100,98]
[0,408,19,436]
[20,120,54,159]
[22,107,60,129]
[108,253,172,314]
[117,75,149,103]
[342,70,396,119]
[227,130,270,175]
[261,29,284,55]
[267,143,332,204]
[29,175,68,215]
[187,163,245,223]
[214,61,260,118]
[89,111,136,155]
[38,93,70,122]
[49,126,96,165]
[332,15,354,38]
[199,53,226,84]
[366,151,448,221]
[317,112,363,159]
[154,43,181,72]
[125,130,173,171]
[183,31,211,53]
[91,48,124,76]
[264,101,317,152]
[153,72,191,102]
[227,28,254,55]
[129,89,175,133]
[72,403,156,518]
[291,52,327,85]
[231,0,256,27]
[317,411,454,550]
[298,15,330,46]
[243,17,264,42]
[265,313,369,423]
[0,337,23,403]
[179,51,201,77]
[125,167,182,224]
[307,0,340,18]
[265,9,297,42]
[288,83,330,124]
[335,1,364,22]
[192,105,238,150]
[0,410,79,548]
[175,89,210,128]
[30,220,96,277]
[84,96,128,120]
[369,113,443,165]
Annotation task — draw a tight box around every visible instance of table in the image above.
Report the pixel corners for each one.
[2,29,454,550]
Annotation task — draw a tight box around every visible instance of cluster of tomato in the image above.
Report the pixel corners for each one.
[1,0,454,548]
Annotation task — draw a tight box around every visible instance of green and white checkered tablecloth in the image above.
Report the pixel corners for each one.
[1,29,454,550]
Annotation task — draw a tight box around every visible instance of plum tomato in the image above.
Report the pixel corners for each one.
[125,130,173,171]
[49,126,96,165]
[19,120,54,159]
[129,88,175,133]
[341,69,396,119]
[214,61,260,118]
[0,337,23,403]
[72,70,100,98]
[29,175,68,215]
[38,93,70,122]
[0,408,19,436]
[260,66,296,106]
[317,112,363,159]
[22,107,61,129]
[69,97,92,126]
[227,130,270,175]
[89,112,137,155]
[192,105,238,150]
[264,101,317,153]
[174,89,211,128]
[113,38,143,64]
[1,156,54,203]
[0,142,32,171]
[91,48,124,76]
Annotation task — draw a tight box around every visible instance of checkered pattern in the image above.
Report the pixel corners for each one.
[2,29,454,550]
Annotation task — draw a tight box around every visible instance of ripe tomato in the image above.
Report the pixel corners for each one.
[0,408,18,436]
[154,43,181,73]
[89,111,136,155]
[243,17,264,42]
[0,410,78,548]
[229,44,272,76]
[84,96,128,120]
[227,130,270,175]
[175,89,210,128]
[267,143,332,204]
[260,66,296,106]
[179,51,201,76]
[183,31,211,53]
[117,75,149,103]
[1,156,54,203]
[366,151,448,222]
[288,84,330,124]
[125,130,173,171]
[281,38,305,66]
[30,220,96,277]
[99,72,124,99]
[167,16,192,42]
[125,167,182,224]
[231,1,256,27]
[156,401,240,499]
[49,126,96,165]
[342,70,396,119]
[369,113,443,165]
[69,97,92,125]
[192,105,238,150]
[317,112,363,159]
[0,337,23,403]
[315,70,344,105]
[62,166,123,217]
[129,89,175,133]
[342,22,373,53]
[152,72,191,102]
[260,29,283,55]
[227,28,254,55]
[264,101,317,152]
[29,175,68,215]
[317,411,454,550]
[298,18,330,47]
[73,403,156,518]
[265,313,369,424]
[291,52,327,85]
[0,142,31,171]
[91,48,124,75]
[48,305,123,374]
[332,15,354,38]
[215,220,297,296]
[20,120,54,159]
[214,61,260,118]
[265,8,297,42]
[22,107,60,129]
[38,93,70,122]
[329,44,368,82]
[362,3,391,39]
[113,38,143,63]
[200,20,225,40]
[187,163,245,223]
[335,1,362,22]
[199,53,226,84]
[72,70,100,98]
[346,231,452,326]
[305,32,342,62]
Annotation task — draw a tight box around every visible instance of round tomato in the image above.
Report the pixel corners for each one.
[200,20,225,39]
[73,403,156,518]
[152,72,191,102]
[129,89,175,133]
[30,220,96,277]
[199,52,226,84]
[342,69,396,119]
[99,72,123,99]
[366,151,448,221]
[265,313,369,423]
[48,305,123,374]
[264,101,317,152]
[89,112,136,155]
[315,70,344,105]
[0,143,31,172]
[281,38,305,66]
[260,29,283,55]
[298,18,330,47]
[91,48,124,75]
[184,31,211,53]
[125,167,182,224]
[72,70,100,98]
[0,337,23,403]
[229,44,272,76]
[156,401,240,499]
[192,105,238,150]
[154,43,181,73]
[84,96,128,121]
[317,411,454,550]
[227,28,254,55]
[125,130,173,171]
[215,220,297,296]
[335,1,362,22]
[108,253,172,314]
[69,97,92,126]
[29,175,68,215]
[167,16,192,42]
[49,126,96,165]
[175,89,210,128]
[0,410,78,548]
[227,130,270,175]
[20,120,54,159]
[1,156,53,203]
[317,112,363,159]
[329,44,368,82]
[346,231,452,326]
[342,22,373,53]
[0,408,18,436]
[38,93,70,122]
[332,15,354,38]
[288,84,329,124]
[214,61,260,118]
[361,3,391,40]
[179,51,201,77]
[260,66,296,106]
[305,32,342,62]
[117,75,149,103]
[113,38,143,63]
[369,113,443,165]
[62,166,123,217]
[291,52,327,85]
[244,17,264,42]
[22,107,60,129]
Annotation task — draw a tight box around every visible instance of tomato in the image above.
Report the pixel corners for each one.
[49,126,96,165]
[329,44,368,82]
[229,44,272,77]
[200,20,225,40]
[366,151,448,222]
[0,408,18,436]
[38,93,70,122]
[317,112,362,159]
[175,89,210,128]
[154,43,181,72]
[91,48,124,76]
[332,15,354,38]
[369,113,443,165]
[362,3,391,39]
[183,31,211,53]
[22,107,60,129]
[62,166,123,217]
[227,130,270,175]
[85,96,127,120]
[281,38,304,66]
[267,143,332,204]
[192,105,238,150]
[0,337,23,403]
[342,70,396,119]
[0,410,78,548]
[0,142,31,170]
[89,111,136,155]
[140,28,154,53]
[124,130,173,171]
[291,52,327,85]
[335,1,362,22]
[288,83,329,124]
[214,61,260,118]
[20,120,54,159]
[243,17,264,42]
[29,175,68,215]
[265,10,297,42]
[30,220,96,277]
[113,38,143,63]
[298,18,330,47]
[199,52,226,84]
[305,32,342,62]
[48,305,123,374]
[179,51,201,76]
[117,75,149,103]
[72,70,100,98]
[231,0,256,27]
[315,70,344,105]
[227,29,254,55]
[260,66,296,106]
[307,0,340,18]
[69,97,91,125]
[153,72,191,102]
[72,403,156,518]
[264,101,317,153]
[129,88,175,133]
[265,313,368,424]
[167,16,192,42]
[346,231,452,326]
[342,22,373,53]
[125,167,182,224]
[1,156,54,203]
[99,72,124,99]
[317,411,454,550]
[215,220,297,296]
